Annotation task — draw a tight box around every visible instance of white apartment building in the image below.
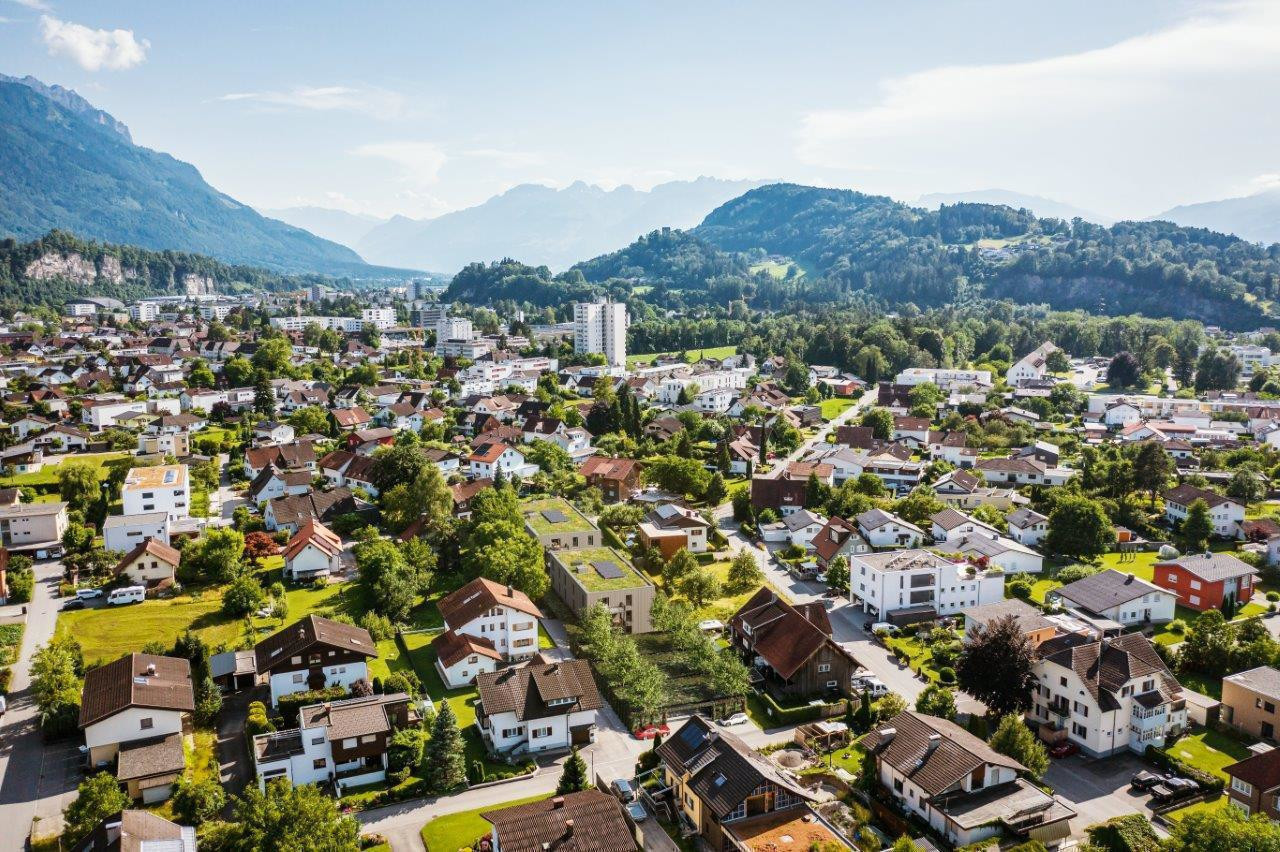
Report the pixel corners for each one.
[437,315,474,343]
[895,367,993,391]
[121,464,190,521]
[657,370,748,405]
[1228,344,1277,378]
[848,549,1006,621]
[1030,633,1186,757]
[1163,484,1244,539]
[361,307,396,329]
[129,301,162,322]
[1006,342,1059,385]
[574,299,627,367]
[436,578,543,665]
[270,315,365,333]
[103,511,171,553]
[198,303,234,321]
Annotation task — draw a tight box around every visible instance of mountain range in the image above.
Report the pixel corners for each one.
[1154,188,1280,247]
[917,189,1114,226]
[338,178,768,272]
[0,74,406,278]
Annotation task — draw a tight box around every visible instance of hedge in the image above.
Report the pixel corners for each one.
[1085,813,1161,852]
[1145,744,1225,794]
[756,691,847,725]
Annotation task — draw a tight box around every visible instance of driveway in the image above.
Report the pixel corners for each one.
[1045,751,1167,838]
[0,558,79,847]
[216,687,263,807]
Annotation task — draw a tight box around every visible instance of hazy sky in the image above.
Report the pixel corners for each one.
[2,0,1276,220]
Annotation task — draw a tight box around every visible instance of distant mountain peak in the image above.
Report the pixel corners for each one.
[0,72,132,143]
[1154,188,1280,246]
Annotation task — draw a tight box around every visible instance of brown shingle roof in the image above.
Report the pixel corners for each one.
[1039,633,1179,711]
[254,615,375,675]
[729,588,852,680]
[475,658,601,722]
[1225,748,1280,793]
[437,577,543,629]
[432,630,503,669]
[1163,483,1236,509]
[481,789,637,852]
[71,810,192,852]
[863,711,1024,796]
[79,654,195,728]
[112,537,181,576]
[115,732,185,781]
[299,692,409,741]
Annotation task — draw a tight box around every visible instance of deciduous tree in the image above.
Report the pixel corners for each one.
[956,614,1037,719]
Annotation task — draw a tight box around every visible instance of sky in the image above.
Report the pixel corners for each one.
[1,0,1277,221]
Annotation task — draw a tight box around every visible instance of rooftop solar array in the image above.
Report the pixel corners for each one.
[541,509,568,524]
[593,560,625,580]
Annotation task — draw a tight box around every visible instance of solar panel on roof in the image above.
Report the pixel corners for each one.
[541,509,568,524]
[593,561,624,580]
[678,724,708,749]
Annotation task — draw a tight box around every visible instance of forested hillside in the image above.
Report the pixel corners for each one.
[0,230,335,312]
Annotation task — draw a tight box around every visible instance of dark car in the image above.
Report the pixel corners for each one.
[1130,770,1168,791]
[610,778,636,803]
[1151,778,1199,803]
[1048,741,1079,758]
[61,598,86,611]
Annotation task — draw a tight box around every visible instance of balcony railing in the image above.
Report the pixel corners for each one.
[1046,702,1069,719]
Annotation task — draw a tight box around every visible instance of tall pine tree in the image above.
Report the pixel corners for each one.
[423,700,467,793]
[557,746,588,794]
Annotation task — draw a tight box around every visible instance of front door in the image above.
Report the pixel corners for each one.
[1263,722,1274,740]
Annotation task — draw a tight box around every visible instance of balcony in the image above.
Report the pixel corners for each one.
[1046,702,1069,720]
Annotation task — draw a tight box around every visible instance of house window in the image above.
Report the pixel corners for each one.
[140,717,154,730]
[1233,777,1253,795]
[293,673,306,683]
[818,663,831,673]
[1190,580,1202,591]
[1190,595,1200,606]
[313,758,327,770]
[826,680,838,688]
[531,726,553,739]
[312,735,324,745]
[342,738,357,749]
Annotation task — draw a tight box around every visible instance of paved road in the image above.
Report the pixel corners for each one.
[0,559,78,847]
[765,391,874,478]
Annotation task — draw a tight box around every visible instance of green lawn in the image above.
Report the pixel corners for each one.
[0,623,24,667]
[1164,796,1228,823]
[1029,578,1062,604]
[1097,551,1159,582]
[819,398,857,420]
[1165,729,1252,780]
[1178,670,1225,700]
[420,793,550,852]
[884,634,941,682]
[626,345,738,368]
[0,451,131,488]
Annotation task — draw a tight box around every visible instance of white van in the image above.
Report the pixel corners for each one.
[106,586,145,606]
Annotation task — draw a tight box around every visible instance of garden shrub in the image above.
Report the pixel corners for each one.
[938,667,956,685]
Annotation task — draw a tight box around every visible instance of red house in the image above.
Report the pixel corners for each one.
[1152,551,1257,612]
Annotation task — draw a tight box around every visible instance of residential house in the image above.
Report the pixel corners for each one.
[281,520,343,582]
[729,588,859,699]
[1153,551,1256,613]
[1163,484,1245,539]
[111,538,180,587]
[812,516,870,568]
[579,455,641,503]
[1051,568,1177,627]
[247,466,313,505]
[1029,632,1186,757]
[251,692,413,794]
[948,533,1044,574]
[243,441,318,478]
[79,654,195,803]
[103,512,169,554]
[657,716,816,852]
[856,508,924,549]
[1222,666,1280,740]
[70,811,196,852]
[521,497,600,550]
[0,500,69,553]
[1006,342,1059,386]
[929,508,999,544]
[121,465,189,522]
[475,657,602,756]
[638,503,712,559]
[962,599,1059,648]
[469,441,538,479]
[1007,508,1049,547]
[254,615,377,706]
[263,487,368,534]
[436,577,544,668]
[479,790,638,852]
[1224,747,1280,819]
[863,711,1074,848]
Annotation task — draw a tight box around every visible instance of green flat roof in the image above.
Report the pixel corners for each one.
[553,546,648,592]
[521,496,596,535]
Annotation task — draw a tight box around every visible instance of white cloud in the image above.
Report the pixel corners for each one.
[352,141,449,187]
[218,85,404,119]
[795,2,1280,216]
[39,15,148,71]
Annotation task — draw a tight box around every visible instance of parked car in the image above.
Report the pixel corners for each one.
[75,588,103,601]
[717,712,749,727]
[633,724,670,740]
[852,675,888,698]
[610,778,636,803]
[626,801,648,822]
[61,598,86,611]
[1151,778,1199,803]
[1130,770,1168,791]
[1048,742,1079,758]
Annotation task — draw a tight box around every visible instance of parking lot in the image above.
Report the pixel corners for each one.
[31,738,83,834]
[1045,752,1167,836]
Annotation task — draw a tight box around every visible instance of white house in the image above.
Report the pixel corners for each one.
[929,508,1000,544]
[79,654,194,803]
[431,630,504,689]
[1051,568,1177,626]
[103,512,170,554]
[252,692,414,795]
[1030,633,1186,757]
[1006,342,1059,386]
[112,537,181,586]
[281,520,343,582]
[947,533,1044,574]
[782,509,827,550]
[848,549,1006,621]
[475,658,601,756]
[856,508,924,549]
[1007,507,1049,548]
[468,441,538,479]
[435,577,544,665]
[1163,484,1244,539]
[863,711,1072,848]
[121,464,190,522]
[254,616,377,707]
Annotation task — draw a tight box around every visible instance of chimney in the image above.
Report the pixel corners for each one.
[146,663,156,676]
[551,796,565,810]
[1125,573,1134,584]
[507,584,514,597]
[925,733,941,757]
[879,727,897,743]
[563,819,574,837]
